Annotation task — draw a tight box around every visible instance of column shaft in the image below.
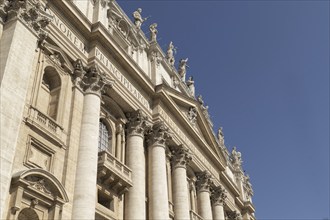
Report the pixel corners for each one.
[196,171,213,220]
[212,204,225,220]
[211,186,227,220]
[172,167,190,220]
[148,144,169,219]
[171,147,192,220]
[72,93,100,219]
[124,110,150,220]
[198,191,213,220]
[124,134,145,219]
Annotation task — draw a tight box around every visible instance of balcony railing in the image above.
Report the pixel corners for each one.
[97,151,133,195]
[190,210,204,220]
[25,106,65,146]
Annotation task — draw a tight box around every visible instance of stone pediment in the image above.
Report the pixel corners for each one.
[41,42,74,73]
[157,85,226,164]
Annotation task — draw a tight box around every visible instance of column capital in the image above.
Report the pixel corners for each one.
[83,63,114,96]
[196,171,213,193]
[126,110,151,137]
[0,0,52,38]
[72,61,114,96]
[147,122,172,148]
[211,185,227,206]
[226,210,242,220]
[72,59,86,91]
[171,146,192,169]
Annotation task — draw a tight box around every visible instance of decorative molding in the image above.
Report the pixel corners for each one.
[171,146,192,169]
[24,136,55,172]
[125,109,151,137]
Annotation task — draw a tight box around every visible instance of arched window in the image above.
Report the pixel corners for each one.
[17,208,39,220]
[98,120,112,152]
[40,67,61,120]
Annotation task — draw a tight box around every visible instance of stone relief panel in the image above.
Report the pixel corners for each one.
[24,136,55,172]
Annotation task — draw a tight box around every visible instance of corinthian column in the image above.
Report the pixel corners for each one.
[196,171,213,220]
[148,122,172,220]
[171,146,192,220]
[211,186,227,220]
[124,110,150,220]
[72,63,114,220]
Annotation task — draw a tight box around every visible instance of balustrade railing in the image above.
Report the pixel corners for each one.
[98,150,132,182]
[26,106,64,145]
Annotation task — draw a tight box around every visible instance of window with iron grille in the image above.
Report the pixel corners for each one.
[98,120,112,152]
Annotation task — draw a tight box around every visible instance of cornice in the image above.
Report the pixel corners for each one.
[54,0,91,37]
[220,171,240,197]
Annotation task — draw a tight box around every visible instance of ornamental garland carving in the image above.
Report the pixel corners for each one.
[0,0,53,38]
[171,146,192,169]
[196,170,213,193]
[147,122,172,147]
[125,109,151,137]
[211,185,227,206]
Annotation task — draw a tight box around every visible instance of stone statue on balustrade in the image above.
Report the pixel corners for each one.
[186,76,195,96]
[178,58,189,81]
[217,127,225,146]
[231,147,242,169]
[133,8,149,29]
[166,41,176,66]
[243,174,253,200]
[149,23,158,42]
[197,95,204,106]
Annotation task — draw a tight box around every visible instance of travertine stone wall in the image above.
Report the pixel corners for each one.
[0,20,38,219]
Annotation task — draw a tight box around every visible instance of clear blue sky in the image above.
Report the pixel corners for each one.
[118,0,329,219]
